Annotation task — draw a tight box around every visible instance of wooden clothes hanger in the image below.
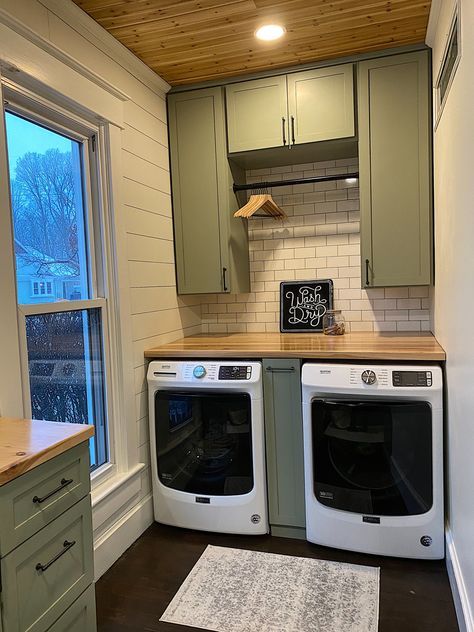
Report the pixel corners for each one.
[234,189,287,220]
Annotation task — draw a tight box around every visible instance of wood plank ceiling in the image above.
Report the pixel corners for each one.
[72,0,432,86]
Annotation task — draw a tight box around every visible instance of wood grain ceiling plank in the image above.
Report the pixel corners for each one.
[118,0,427,50]
[91,0,257,30]
[106,0,426,45]
[156,21,427,72]
[125,2,428,60]
[71,0,431,85]
[165,33,427,84]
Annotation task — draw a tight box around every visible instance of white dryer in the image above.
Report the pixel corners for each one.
[147,360,268,535]
[302,363,444,559]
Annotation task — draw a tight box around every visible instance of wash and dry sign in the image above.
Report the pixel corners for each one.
[280,280,334,332]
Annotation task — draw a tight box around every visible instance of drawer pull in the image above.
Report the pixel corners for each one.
[265,366,296,373]
[32,478,73,504]
[35,539,76,573]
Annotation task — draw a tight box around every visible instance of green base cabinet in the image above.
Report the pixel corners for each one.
[0,442,96,632]
[168,87,250,295]
[47,585,96,632]
[263,359,306,539]
[358,50,432,287]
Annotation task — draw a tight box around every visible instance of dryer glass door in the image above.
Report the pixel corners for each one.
[154,391,253,496]
[312,399,432,516]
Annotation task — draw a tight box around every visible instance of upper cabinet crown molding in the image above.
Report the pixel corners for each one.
[226,65,355,154]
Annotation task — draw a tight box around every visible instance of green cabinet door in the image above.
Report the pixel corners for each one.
[263,359,305,539]
[226,76,288,152]
[169,87,250,294]
[287,64,355,145]
[358,51,432,287]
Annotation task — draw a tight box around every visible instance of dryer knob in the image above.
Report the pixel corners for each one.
[361,369,377,385]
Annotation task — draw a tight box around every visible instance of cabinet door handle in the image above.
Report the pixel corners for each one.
[281,117,286,146]
[290,116,295,146]
[35,540,76,573]
[222,267,228,292]
[365,259,370,286]
[32,478,73,504]
[265,366,295,373]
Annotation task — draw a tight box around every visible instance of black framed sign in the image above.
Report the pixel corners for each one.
[280,279,334,333]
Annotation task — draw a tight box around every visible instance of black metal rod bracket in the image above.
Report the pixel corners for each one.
[233,171,359,193]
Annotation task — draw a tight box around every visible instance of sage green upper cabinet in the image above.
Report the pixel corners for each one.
[226,64,355,153]
[358,51,432,287]
[226,76,288,152]
[168,87,250,294]
[287,65,354,145]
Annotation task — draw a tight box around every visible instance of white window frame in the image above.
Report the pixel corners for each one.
[434,2,461,128]
[0,78,125,490]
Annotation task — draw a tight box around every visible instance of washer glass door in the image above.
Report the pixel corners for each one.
[312,399,432,516]
[154,391,253,496]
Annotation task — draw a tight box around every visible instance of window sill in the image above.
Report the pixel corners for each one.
[91,462,145,532]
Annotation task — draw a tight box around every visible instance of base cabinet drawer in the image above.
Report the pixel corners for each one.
[0,443,90,556]
[47,585,96,632]
[1,496,93,632]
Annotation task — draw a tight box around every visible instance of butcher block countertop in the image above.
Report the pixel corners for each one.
[145,332,446,361]
[0,418,93,486]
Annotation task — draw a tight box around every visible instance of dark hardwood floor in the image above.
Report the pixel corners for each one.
[96,523,459,632]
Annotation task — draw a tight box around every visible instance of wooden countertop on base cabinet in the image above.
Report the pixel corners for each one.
[0,418,93,486]
[145,332,446,362]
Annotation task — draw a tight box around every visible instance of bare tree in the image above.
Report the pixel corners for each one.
[11,149,79,273]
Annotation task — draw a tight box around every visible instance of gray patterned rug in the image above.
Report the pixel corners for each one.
[160,545,379,632]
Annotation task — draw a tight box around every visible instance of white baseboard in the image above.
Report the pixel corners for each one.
[446,527,474,632]
[93,493,154,581]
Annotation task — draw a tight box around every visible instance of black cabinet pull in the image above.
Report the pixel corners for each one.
[35,540,76,573]
[281,117,286,146]
[32,478,73,504]
[265,366,295,373]
[222,267,228,292]
[365,259,370,286]
[290,116,295,146]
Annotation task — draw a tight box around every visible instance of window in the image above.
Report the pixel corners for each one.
[435,5,461,123]
[4,106,110,471]
[31,280,54,298]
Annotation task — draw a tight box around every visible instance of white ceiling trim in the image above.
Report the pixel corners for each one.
[0,6,131,103]
[39,0,171,96]
[425,0,443,46]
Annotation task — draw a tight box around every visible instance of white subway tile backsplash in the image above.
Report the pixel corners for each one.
[200,159,432,333]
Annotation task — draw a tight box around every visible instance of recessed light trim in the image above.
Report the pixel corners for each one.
[255,24,286,41]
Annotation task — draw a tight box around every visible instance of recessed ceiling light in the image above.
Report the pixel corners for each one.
[255,24,286,41]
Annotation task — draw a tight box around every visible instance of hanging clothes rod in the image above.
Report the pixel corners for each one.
[233,171,359,193]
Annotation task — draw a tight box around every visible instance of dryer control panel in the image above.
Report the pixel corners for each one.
[392,370,432,387]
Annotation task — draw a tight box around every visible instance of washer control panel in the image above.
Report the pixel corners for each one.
[392,370,432,387]
[218,365,252,380]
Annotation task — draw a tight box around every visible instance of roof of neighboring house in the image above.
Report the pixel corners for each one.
[14,238,78,278]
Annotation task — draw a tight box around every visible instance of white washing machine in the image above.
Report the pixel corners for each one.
[302,363,444,559]
[147,360,268,535]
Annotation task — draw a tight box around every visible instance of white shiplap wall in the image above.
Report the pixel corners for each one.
[121,100,201,506]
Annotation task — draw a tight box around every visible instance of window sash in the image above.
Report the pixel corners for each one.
[3,90,117,482]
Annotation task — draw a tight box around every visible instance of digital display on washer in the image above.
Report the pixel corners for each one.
[219,366,251,380]
[392,371,432,387]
